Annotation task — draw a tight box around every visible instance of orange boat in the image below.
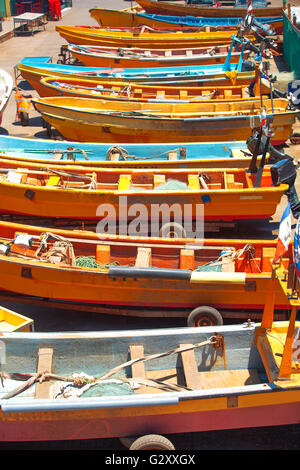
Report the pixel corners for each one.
[56,24,255,48]
[0,166,288,221]
[0,220,295,326]
[67,43,248,68]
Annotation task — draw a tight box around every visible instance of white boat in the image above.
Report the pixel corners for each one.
[0,70,13,126]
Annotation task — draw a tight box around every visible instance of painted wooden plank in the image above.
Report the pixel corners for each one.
[180,343,201,390]
[129,344,147,393]
[135,247,152,267]
[35,348,53,399]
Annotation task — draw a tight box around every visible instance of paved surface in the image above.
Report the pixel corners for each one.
[0,0,299,451]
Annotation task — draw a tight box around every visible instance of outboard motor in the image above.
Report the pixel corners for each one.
[247,132,300,218]
[247,132,293,164]
[246,14,276,36]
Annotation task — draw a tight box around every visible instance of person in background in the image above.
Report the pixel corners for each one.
[14,88,31,126]
[48,0,61,21]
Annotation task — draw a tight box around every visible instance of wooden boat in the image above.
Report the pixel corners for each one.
[17,51,264,89]
[67,43,247,68]
[32,96,297,146]
[55,24,256,48]
[0,164,288,221]
[0,134,254,170]
[0,220,296,324]
[0,69,13,126]
[89,7,283,34]
[136,0,283,19]
[0,305,33,332]
[0,277,299,447]
[38,76,263,104]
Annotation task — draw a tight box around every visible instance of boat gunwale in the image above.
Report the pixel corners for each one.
[2,382,295,416]
[0,175,289,195]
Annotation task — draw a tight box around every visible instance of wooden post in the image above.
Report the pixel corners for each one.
[278,306,297,380]
[260,268,277,330]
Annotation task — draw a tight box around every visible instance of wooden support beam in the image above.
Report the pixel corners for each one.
[153,174,166,188]
[96,245,110,265]
[180,343,200,390]
[35,348,53,399]
[135,247,152,267]
[180,249,195,270]
[129,345,147,394]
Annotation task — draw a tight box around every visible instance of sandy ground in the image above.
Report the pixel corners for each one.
[0,0,299,451]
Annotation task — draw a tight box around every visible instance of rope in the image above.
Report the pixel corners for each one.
[1,336,222,399]
[106,145,130,161]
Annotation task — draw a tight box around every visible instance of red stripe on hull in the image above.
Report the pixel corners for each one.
[1,402,299,442]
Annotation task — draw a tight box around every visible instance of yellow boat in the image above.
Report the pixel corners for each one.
[0,165,288,221]
[56,25,255,48]
[39,76,262,103]
[0,305,33,332]
[32,96,297,146]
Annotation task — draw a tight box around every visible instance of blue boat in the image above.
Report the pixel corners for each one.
[18,36,256,86]
[0,134,250,167]
[135,13,282,29]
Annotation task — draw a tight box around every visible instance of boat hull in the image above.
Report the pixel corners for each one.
[20,65,260,92]
[38,76,260,103]
[136,0,283,19]
[33,97,296,146]
[0,325,299,442]
[89,8,283,34]
[1,398,298,442]
[0,69,13,126]
[68,45,244,68]
[0,228,291,313]
[56,25,254,48]
[0,175,287,220]
[0,134,253,170]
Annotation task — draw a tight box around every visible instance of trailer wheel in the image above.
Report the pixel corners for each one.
[159,222,186,239]
[187,306,223,327]
[129,434,175,450]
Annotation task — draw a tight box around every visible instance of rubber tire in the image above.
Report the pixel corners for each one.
[159,222,187,239]
[187,306,223,327]
[129,434,175,451]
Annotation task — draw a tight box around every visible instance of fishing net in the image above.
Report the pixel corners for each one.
[75,256,122,269]
[154,179,189,191]
[80,381,135,398]
[195,261,223,272]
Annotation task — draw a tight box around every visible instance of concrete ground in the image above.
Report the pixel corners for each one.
[0,0,299,452]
